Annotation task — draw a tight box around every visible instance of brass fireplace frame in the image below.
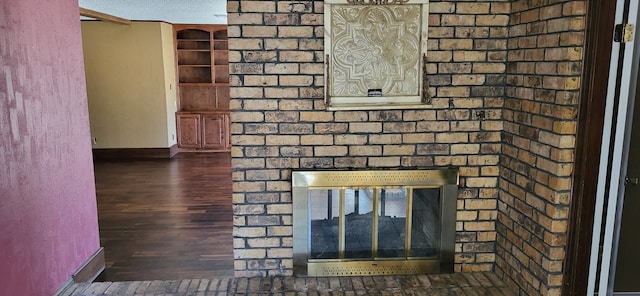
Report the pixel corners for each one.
[292,169,458,276]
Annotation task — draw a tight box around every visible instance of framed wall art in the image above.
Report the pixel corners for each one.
[324,0,430,110]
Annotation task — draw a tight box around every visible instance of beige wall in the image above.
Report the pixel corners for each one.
[160,23,178,147]
[82,21,177,149]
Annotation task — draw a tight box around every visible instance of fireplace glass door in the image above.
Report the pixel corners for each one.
[293,170,458,276]
[308,187,440,261]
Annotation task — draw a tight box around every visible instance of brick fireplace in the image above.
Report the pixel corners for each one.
[228,0,583,295]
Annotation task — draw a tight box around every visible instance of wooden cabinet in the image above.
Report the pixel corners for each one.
[176,112,230,151]
[174,24,230,151]
[212,30,229,84]
[175,25,228,86]
[202,114,227,149]
[176,114,201,148]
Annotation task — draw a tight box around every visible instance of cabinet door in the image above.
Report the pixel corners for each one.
[202,114,226,149]
[176,114,201,148]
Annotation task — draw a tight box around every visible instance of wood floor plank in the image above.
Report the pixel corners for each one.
[94,153,234,281]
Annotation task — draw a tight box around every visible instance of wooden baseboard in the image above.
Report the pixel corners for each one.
[72,247,105,283]
[169,144,179,158]
[177,147,231,153]
[93,144,178,160]
[54,248,105,295]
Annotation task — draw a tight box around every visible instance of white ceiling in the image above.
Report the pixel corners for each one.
[79,0,227,24]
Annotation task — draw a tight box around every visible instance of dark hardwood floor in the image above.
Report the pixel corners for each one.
[93,153,233,281]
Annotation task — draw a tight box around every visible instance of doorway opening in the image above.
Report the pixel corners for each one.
[79,2,233,282]
[565,0,640,293]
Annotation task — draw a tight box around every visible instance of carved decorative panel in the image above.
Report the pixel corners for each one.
[324,0,429,110]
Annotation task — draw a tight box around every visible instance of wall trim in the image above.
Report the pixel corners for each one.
[52,278,74,296]
[169,143,179,158]
[72,247,105,283]
[54,247,105,295]
[92,144,179,160]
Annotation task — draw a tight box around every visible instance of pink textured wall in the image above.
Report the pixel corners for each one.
[0,1,101,295]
